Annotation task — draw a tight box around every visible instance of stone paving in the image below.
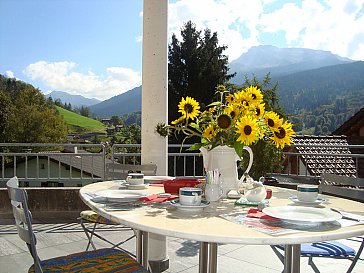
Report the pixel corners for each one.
[0,218,363,273]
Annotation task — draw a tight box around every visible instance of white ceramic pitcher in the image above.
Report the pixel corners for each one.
[200,145,253,197]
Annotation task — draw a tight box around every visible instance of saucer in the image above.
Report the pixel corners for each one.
[125,183,148,190]
[289,196,326,206]
[169,199,210,212]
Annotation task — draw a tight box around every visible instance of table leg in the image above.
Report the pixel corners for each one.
[291,244,300,273]
[208,243,218,273]
[142,231,149,269]
[284,245,292,273]
[136,230,149,270]
[284,244,301,273]
[199,242,209,273]
[136,230,143,264]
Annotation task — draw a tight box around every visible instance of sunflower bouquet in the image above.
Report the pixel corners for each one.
[156,85,294,157]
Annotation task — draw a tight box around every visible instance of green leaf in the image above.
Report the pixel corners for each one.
[233,142,244,158]
[207,101,221,107]
[189,123,200,130]
[188,143,204,151]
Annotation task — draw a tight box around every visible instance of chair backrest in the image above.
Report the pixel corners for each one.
[320,173,364,202]
[7,177,43,273]
[106,163,157,180]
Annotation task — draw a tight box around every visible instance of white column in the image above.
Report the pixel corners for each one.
[141,0,168,176]
[141,0,169,269]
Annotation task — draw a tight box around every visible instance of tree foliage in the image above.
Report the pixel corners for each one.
[0,75,68,143]
[168,21,235,122]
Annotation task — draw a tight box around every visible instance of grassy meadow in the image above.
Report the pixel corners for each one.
[56,106,106,133]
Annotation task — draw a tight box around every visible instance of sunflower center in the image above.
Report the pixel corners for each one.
[244,125,252,135]
[217,114,231,129]
[267,118,274,127]
[184,103,193,113]
[252,94,256,99]
[256,107,260,116]
[275,127,286,139]
[242,100,249,106]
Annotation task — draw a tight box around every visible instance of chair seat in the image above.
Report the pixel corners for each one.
[277,241,356,256]
[28,248,148,273]
[80,210,118,225]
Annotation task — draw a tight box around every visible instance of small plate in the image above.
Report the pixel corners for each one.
[289,196,326,206]
[169,199,210,212]
[97,190,147,203]
[144,176,175,183]
[125,183,148,190]
[263,206,342,223]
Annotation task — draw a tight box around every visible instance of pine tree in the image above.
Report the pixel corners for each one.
[168,21,235,122]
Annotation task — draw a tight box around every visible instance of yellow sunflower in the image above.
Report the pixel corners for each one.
[245,85,263,105]
[251,103,265,118]
[178,96,200,121]
[235,116,259,146]
[271,121,295,149]
[202,124,216,140]
[234,90,251,106]
[264,111,281,132]
[225,104,240,120]
[226,93,235,105]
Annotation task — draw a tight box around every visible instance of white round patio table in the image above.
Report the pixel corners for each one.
[80,181,364,273]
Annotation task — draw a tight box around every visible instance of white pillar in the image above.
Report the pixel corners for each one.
[141,0,168,176]
[141,0,169,270]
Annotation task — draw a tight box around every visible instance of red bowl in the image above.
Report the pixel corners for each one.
[163,178,203,194]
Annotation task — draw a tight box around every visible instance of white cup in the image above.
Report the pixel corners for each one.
[297,184,319,202]
[126,173,144,185]
[204,184,223,202]
[179,187,202,206]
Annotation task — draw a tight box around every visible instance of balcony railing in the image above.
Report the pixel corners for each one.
[0,143,363,187]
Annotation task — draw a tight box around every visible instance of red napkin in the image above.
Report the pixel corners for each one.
[246,208,279,220]
[139,194,178,203]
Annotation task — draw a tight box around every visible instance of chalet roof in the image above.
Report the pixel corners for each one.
[292,135,357,177]
[332,107,364,136]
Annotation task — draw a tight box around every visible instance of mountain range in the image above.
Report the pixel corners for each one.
[229,45,353,83]
[45,90,101,107]
[48,45,363,133]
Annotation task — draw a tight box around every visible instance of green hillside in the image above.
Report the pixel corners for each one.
[273,61,364,134]
[56,106,106,133]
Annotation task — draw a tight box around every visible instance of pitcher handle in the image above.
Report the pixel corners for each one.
[243,146,253,174]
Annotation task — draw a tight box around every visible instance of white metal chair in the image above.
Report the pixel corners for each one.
[79,163,157,253]
[6,176,148,273]
[271,239,364,273]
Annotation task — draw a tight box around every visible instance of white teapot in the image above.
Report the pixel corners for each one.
[244,176,266,202]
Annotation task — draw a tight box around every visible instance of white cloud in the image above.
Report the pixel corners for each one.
[5,70,15,78]
[169,0,263,61]
[169,0,364,61]
[23,61,141,100]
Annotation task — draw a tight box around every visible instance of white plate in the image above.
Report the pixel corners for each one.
[289,196,326,206]
[125,183,148,190]
[263,206,342,223]
[144,176,175,183]
[97,190,147,202]
[170,199,210,212]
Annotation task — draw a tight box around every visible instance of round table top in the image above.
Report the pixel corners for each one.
[80,181,364,245]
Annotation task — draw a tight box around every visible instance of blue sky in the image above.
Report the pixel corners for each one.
[1,0,363,100]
